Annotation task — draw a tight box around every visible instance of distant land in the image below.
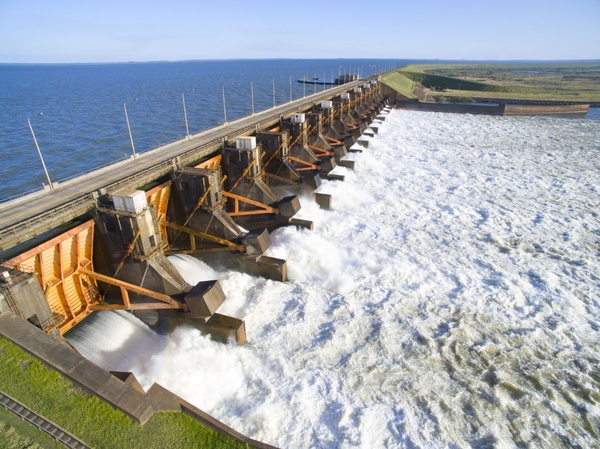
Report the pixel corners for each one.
[382,62,600,106]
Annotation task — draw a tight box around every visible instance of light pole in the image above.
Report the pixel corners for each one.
[222,86,228,124]
[251,81,255,114]
[182,93,190,137]
[27,113,53,190]
[303,74,306,97]
[123,102,137,158]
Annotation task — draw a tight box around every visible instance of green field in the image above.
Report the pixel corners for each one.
[378,71,417,99]
[383,62,600,104]
[0,337,252,449]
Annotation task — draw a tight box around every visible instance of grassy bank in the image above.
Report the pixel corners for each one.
[380,71,417,99]
[0,337,251,449]
[389,62,600,104]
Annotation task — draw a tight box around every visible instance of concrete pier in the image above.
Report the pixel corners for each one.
[93,189,189,296]
[257,130,304,186]
[0,269,58,335]
[169,166,245,248]
[317,101,352,163]
[282,113,337,178]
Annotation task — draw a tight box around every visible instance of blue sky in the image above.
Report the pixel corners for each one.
[1,0,599,63]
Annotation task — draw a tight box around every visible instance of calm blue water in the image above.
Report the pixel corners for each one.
[1,59,597,201]
[0,59,404,200]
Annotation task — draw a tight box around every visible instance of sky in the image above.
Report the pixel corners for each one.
[0,0,599,63]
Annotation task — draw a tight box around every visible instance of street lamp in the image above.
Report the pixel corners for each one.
[222,86,228,124]
[123,102,137,158]
[303,74,306,97]
[182,93,190,138]
[27,113,54,190]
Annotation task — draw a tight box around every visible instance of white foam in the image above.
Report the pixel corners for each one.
[168,253,219,284]
[69,110,600,448]
[67,310,164,375]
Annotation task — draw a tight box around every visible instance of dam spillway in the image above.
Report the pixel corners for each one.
[0,74,390,446]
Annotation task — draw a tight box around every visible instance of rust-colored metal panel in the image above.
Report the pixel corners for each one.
[195,154,222,170]
[3,220,98,335]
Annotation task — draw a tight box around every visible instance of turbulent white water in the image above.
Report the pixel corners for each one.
[67,110,600,448]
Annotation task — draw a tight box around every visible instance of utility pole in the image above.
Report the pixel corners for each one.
[222,86,227,124]
[27,113,54,189]
[182,93,189,137]
[123,102,137,158]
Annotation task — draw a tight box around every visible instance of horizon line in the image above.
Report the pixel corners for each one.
[1,57,600,66]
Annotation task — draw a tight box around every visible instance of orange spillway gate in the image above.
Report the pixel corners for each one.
[2,219,188,335]
[3,220,99,334]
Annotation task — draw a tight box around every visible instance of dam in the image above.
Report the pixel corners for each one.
[2,62,598,448]
[0,72,391,447]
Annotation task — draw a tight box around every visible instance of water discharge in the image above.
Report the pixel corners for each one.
[67,110,600,448]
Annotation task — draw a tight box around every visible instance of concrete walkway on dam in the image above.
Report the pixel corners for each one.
[0,78,366,254]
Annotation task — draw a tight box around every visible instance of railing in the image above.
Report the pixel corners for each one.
[0,282,24,318]
[0,390,91,449]
[155,256,189,291]
[0,186,45,206]
[0,194,96,247]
